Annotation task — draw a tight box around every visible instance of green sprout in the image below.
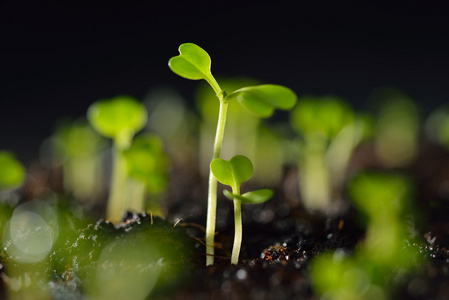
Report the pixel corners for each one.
[370,88,419,168]
[50,118,105,201]
[310,172,421,300]
[169,42,297,265]
[123,133,170,216]
[0,151,26,190]
[210,155,273,265]
[87,95,148,223]
[290,96,355,212]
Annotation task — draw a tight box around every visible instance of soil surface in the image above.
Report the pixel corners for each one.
[2,141,449,299]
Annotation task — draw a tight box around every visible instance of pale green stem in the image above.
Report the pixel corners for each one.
[205,92,228,266]
[106,145,128,224]
[231,185,242,265]
[124,177,146,213]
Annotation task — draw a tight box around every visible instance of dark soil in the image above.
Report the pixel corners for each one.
[2,141,449,299]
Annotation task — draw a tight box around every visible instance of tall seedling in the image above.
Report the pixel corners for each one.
[87,95,147,223]
[169,43,297,265]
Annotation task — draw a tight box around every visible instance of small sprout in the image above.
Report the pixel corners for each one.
[124,133,170,216]
[51,119,105,201]
[211,155,273,264]
[169,43,296,265]
[289,95,356,212]
[311,172,421,300]
[87,95,148,223]
[0,151,26,190]
[370,88,419,168]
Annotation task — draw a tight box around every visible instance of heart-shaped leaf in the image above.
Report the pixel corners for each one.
[87,95,147,149]
[168,43,213,81]
[210,155,253,188]
[224,188,273,204]
[227,84,297,118]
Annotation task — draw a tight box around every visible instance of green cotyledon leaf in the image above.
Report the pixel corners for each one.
[168,43,213,81]
[227,84,297,118]
[223,188,273,204]
[87,95,147,149]
[210,155,253,187]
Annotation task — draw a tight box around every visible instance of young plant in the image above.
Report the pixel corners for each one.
[50,118,105,202]
[290,96,367,212]
[210,155,273,264]
[169,42,297,265]
[87,95,147,223]
[123,133,170,216]
[310,171,420,300]
[370,88,419,168]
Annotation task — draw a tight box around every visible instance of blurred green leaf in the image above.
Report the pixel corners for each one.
[290,96,353,138]
[348,172,411,216]
[87,95,147,149]
[54,119,105,158]
[124,134,170,194]
[0,151,26,190]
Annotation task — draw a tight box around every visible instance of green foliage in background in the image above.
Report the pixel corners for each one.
[0,151,26,190]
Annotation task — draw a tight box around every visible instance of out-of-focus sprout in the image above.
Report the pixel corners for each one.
[370,88,419,168]
[123,133,170,216]
[310,172,421,300]
[144,87,199,169]
[290,96,372,213]
[0,151,26,191]
[169,43,297,265]
[424,104,449,149]
[49,118,106,202]
[87,95,147,223]
[210,155,273,264]
[327,113,375,192]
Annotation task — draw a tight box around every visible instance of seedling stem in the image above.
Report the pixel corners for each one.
[206,91,228,266]
[231,185,242,265]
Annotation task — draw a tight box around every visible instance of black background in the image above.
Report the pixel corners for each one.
[2,1,448,163]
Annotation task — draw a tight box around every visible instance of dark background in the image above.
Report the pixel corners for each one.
[2,1,449,164]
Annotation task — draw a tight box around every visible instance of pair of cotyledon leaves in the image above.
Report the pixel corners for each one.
[169,43,297,118]
[87,96,147,149]
[211,155,273,204]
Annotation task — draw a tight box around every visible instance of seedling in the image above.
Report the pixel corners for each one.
[370,88,419,168]
[289,96,371,212]
[123,133,170,216]
[50,118,105,201]
[210,155,273,264]
[87,95,148,223]
[0,151,26,190]
[169,42,296,265]
[310,171,420,300]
